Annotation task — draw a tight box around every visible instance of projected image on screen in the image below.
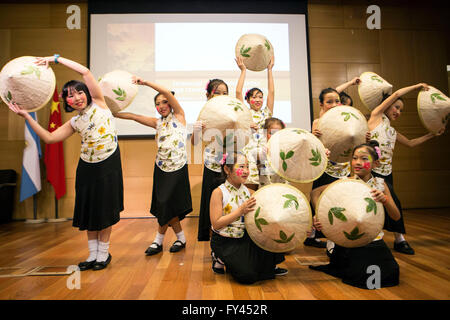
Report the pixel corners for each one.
[90,14,311,136]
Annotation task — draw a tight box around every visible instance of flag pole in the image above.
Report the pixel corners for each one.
[25,194,45,224]
[47,196,67,223]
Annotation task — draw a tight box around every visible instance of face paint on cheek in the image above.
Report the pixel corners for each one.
[363,162,371,170]
[250,99,255,105]
[66,97,74,105]
[235,168,244,177]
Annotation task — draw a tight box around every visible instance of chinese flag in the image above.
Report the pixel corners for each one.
[44,87,66,200]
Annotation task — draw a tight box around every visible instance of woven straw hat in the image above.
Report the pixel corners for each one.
[267,128,327,183]
[99,70,138,113]
[316,179,385,248]
[358,72,393,111]
[0,56,56,112]
[235,34,274,72]
[197,95,253,148]
[245,183,312,253]
[417,86,450,134]
[317,106,368,163]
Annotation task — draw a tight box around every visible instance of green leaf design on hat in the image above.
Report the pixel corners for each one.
[340,148,352,158]
[341,112,359,121]
[273,230,295,244]
[430,93,446,103]
[309,148,322,166]
[370,75,383,83]
[292,129,306,134]
[254,207,269,232]
[21,65,41,79]
[264,40,271,51]
[240,45,251,58]
[228,100,243,112]
[343,226,365,241]
[216,132,234,147]
[364,197,377,215]
[280,150,294,171]
[113,87,127,101]
[4,91,12,102]
[282,194,299,210]
[328,207,347,225]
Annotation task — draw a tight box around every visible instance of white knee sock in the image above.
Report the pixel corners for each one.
[150,232,165,248]
[394,233,405,243]
[87,239,98,262]
[308,228,316,238]
[176,230,186,244]
[96,241,110,262]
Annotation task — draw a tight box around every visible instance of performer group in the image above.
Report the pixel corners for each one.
[5,41,446,289]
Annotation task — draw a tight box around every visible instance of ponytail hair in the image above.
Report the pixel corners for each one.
[352,140,381,161]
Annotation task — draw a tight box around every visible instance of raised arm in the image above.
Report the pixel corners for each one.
[336,77,360,93]
[266,55,275,114]
[235,57,246,103]
[396,129,443,148]
[113,111,158,129]
[35,56,107,109]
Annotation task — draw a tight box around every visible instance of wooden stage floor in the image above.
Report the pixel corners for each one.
[0,208,449,300]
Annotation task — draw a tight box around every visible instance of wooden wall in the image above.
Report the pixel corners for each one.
[0,1,449,220]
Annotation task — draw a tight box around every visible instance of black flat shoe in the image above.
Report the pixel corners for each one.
[169,240,186,253]
[78,260,96,271]
[145,243,163,256]
[93,254,112,271]
[211,251,225,274]
[394,241,415,255]
[303,237,327,248]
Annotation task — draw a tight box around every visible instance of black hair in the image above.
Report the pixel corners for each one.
[206,79,228,96]
[245,88,263,101]
[339,92,353,106]
[319,88,340,104]
[154,91,175,104]
[216,151,245,185]
[61,80,92,112]
[381,93,404,104]
[263,117,286,130]
[352,140,380,161]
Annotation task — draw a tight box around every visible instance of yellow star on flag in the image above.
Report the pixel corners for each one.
[50,122,56,129]
[50,100,59,114]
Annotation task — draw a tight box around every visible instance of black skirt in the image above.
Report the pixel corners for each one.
[73,147,123,231]
[372,171,406,234]
[150,163,192,227]
[310,240,399,289]
[197,166,222,241]
[211,230,285,285]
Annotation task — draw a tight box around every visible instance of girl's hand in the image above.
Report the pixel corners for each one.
[235,56,246,71]
[240,197,256,215]
[418,83,429,91]
[35,56,53,68]
[365,131,371,143]
[435,128,445,136]
[267,55,275,70]
[325,148,331,159]
[352,77,361,85]
[193,120,205,132]
[132,75,146,85]
[313,216,322,231]
[250,123,258,131]
[312,128,322,137]
[7,101,28,118]
[370,188,386,203]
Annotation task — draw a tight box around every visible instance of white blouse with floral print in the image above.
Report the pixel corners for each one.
[325,160,351,178]
[213,180,251,238]
[70,103,118,163]
[370,114,397,176]
[156,112,187,172]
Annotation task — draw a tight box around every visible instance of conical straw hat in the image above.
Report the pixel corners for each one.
[417,86,450,134]
[0,56,56,112]
[99,70,138,113]
[358,72,393,111]
[197,95,252,148]
[245,183,312,253]
[316,179,384,248]
[235,34,274,72]
[267,128,327,183]
[317,106,368,163]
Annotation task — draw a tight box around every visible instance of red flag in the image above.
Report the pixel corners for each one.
[44,87,66,200]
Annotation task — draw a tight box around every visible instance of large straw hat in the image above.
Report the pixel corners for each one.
[197,95,253,148]
[0,56,56,112]
[317,106,368,163]
[358,72,393,111]
[267,128,327,183]
[417,86,450,134]
[99,70,138,113]
[245,183,312,253]
[316,179,385,248]
[235,34,274,72]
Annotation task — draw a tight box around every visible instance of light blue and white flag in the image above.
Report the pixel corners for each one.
[19,112,42,202]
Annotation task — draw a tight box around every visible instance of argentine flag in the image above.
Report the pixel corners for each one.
[20,112,42,202]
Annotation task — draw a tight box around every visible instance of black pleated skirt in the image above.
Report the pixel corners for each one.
[311,240,399,289]
[150,163,192,227]
[372,171,406,234]
[211,231,285,285]
[197,166,222,241]
[73,147,123,231]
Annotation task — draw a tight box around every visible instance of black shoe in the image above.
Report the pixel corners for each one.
[303,237,327,248]
[211,252,225,274]
[145,242,163,256]
[274,267,288,276]
[78,260,96,271]
[394,241,415,255]
[169,240,186,253]
[93,254,112,271]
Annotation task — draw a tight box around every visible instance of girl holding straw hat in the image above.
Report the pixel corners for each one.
[8,55,123,271]
[235,55,275,191]
[309,140,401,289]
[114,76,192,255]
[368,82,444,255]
[209,151,287,282]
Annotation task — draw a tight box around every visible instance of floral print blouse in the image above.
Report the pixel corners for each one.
[156,112,188,172]
[70,103,118,163]
[370,114,397,176]
[213,180,251,238]
[325,160,351,178]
